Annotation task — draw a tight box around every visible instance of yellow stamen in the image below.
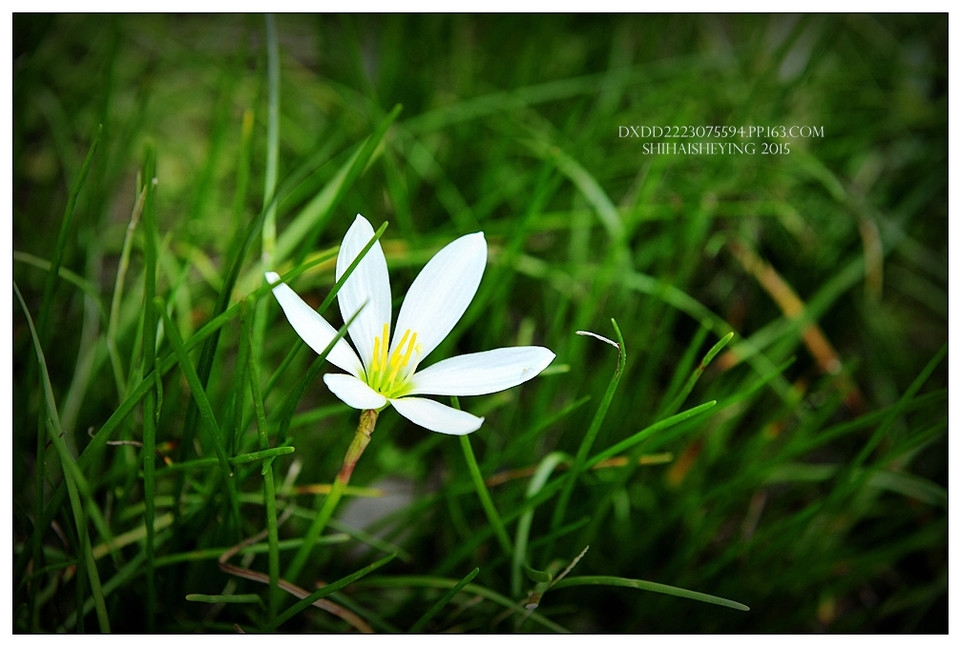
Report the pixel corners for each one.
[388,329,411,384]
[372,334,382,374]
[401,331,418,369]
[368,324,421,397]
[369,323,392,388]
[376,323,389,374]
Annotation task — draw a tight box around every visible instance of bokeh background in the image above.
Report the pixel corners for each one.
[13,14,947,633]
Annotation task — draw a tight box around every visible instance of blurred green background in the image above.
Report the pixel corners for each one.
[13,14,947,633]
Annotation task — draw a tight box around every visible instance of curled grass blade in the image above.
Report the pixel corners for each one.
[549,319,625,538]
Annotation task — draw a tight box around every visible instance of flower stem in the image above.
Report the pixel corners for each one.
[284,409,378,584]
[338,409,378,484]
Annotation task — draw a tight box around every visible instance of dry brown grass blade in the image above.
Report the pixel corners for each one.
[218,528,374,633]
[723,241,864,413]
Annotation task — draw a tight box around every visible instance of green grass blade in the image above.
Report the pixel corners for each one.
[434,401,717,578]
[175,133,288,474]
[138,143,159,633]
[850,343,946,473]
[276,232,386,585]
[586,400,718,470]
[268,552,398,631]
[186,593,265,605]
[361,575,571,633]
[141,447,295,474]
[14,283,111,632]
[657,323,710,418]
[36,123,102,345]
[522,137,624,245]
[273,104,402,266]
[106,184,146,396]
[13,251,104,308]
[155,298,242,532]
[459,432,513,556]
[551,575,750,612]
[511,452,567,597]
[283,477,346,585]
[550,320,625,537]
[244,301,283,621]
[229,446,295,466]
[808,344,947,525]
[661,331,735,418]
[409,567,480,633]
[65,280,275,493]
[261,14,280,267]
[20,122,102,631]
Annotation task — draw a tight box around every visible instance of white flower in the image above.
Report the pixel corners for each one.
[266,214,555,435]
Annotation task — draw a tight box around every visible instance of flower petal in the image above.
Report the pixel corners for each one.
[392,232,486,364]
[408,346,555,397]
[390,396,485,435]
[266,272,363,376]
[324,373,388,410]
[336,214,392,373]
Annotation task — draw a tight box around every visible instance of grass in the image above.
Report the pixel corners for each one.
[11,13,947,633]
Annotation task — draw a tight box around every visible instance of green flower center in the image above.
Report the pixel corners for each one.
[366,323,422,398]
